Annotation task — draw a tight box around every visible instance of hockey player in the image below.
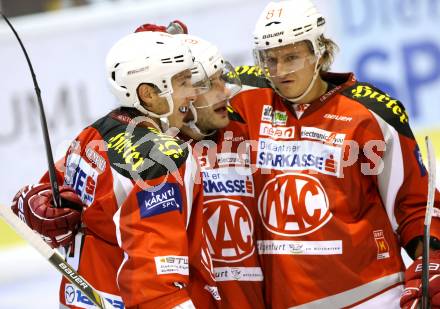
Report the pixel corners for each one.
[226,0,440,308]
[11,31,219,309]
[136,22,267,308]
[176,34,266,309]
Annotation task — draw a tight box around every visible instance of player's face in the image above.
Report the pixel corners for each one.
[168,69,197,129]
[263,42,318,98]
[193,71,231,132]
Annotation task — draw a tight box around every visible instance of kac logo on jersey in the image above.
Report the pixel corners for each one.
[137,183,182,219]
[258,173,332,236]
[204,199,255,262]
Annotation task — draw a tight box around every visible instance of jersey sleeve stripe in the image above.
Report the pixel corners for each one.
[112,205,128,290]
[289,272,403,308]
[371,111,404,232]
[183,149,197,229]
[111,167,134,209]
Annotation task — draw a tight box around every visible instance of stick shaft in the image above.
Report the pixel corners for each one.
[421,136,437,309]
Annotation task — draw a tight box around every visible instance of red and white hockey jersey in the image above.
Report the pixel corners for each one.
[190,108,265,309]
[229,68,440,308]
[42,111,218,309]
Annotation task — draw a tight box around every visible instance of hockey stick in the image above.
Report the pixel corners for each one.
[0,205,115,308]
[1,12,61,208]
[421,136,437,309]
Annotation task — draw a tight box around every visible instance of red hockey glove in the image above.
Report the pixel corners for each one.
[134,20,188,34]
[401,250,440,308]
[11,183,85,248]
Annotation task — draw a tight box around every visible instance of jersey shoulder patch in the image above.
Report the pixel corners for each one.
[342,82,414,138]
[235,65,271,89]
[93,116,189,180]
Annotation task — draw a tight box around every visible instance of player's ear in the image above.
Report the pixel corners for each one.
[137,83,159,108]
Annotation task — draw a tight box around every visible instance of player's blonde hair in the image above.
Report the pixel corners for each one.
[318,35,339,72]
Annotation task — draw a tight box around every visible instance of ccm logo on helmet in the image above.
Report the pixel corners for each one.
[258,173,331,237]
[204,198,255,262]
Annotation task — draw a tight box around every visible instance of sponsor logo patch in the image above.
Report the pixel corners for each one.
[202,167,254,197]
[85,147,106,172]
[64,153,98,206]
[259,123,295,140]
[204,198,255,262]
[64,284,124,309]
[258,173,332,237]
[107,132,145,172]
[149,127,185,159]
[154,255,189,275]
[301,126,345,145]
[323,114,352,122]
[350,85,409,124]
[216,152,250,167]
[272,110,288,125]
[257,240,342,255]
[373,230,390,259]
[214,267,263,282]
[199,152,250,169]
[137,183,182,218]
[261,105,273,122]
[257,139,342,176]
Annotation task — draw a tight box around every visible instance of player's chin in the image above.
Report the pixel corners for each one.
[211,114,230,130]
[168,117,185,131]
[277,87,302,99]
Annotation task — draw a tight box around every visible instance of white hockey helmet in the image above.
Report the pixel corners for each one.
[253,0,326,77]
[175,34,242,135]
[176,34,242,108]
[106,31,195,118]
